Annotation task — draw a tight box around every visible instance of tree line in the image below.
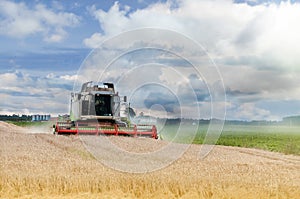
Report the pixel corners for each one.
[0,114,32,121]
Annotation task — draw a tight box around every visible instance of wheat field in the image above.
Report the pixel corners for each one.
[0,121,299,198]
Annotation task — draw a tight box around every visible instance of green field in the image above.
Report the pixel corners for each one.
[7,120,52,127]
[159,123,300,155]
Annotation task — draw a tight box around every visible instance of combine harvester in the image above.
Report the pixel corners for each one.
[54,82,158,139]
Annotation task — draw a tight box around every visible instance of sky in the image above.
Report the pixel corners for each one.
[0,0,300,121]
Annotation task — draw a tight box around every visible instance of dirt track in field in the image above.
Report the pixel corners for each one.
[0,121,299,198]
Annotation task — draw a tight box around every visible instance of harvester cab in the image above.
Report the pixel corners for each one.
[54,82,158,139]
[70,82,124,125]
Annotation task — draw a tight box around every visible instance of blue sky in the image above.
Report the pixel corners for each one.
[1,0,300,121]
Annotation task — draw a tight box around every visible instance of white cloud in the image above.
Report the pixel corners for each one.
[88,2,130,35]
[234,102,272,121]
[0,0,80,42]
[81,0,300,120]
[0,71,73,115]
[83,33,105,48]
[84,0,300,71]
[44,32,65,43]
[0,72,18,85]
[60,74,78,81]
[220,65,300,100]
